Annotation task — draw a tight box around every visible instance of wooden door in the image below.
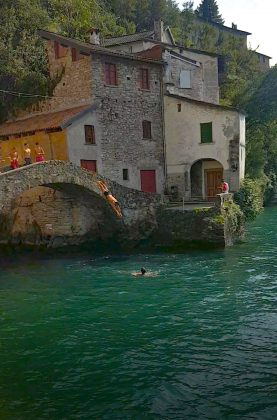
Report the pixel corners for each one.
[206,169,223,200]
[80,159,97,172]
[140,170,156,193]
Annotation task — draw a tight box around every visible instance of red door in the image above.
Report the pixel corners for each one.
[80,160,97,172]
[140,170,156,193]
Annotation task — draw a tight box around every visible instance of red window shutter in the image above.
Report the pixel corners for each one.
[80,160,97,172]
[54,41,60,59]
[105,63,117,85]
[71,47,77,62]
[140,68,149,90]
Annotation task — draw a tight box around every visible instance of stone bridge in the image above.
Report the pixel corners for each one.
[0,161,243,249]
[0,161,161,248]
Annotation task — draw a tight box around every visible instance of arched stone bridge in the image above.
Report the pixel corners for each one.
[0,161,161,248]
[0,160,160,213]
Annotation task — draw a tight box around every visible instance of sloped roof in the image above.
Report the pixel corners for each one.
[103,31,154,47]
[38,30,163,64]
[0,105,91,137]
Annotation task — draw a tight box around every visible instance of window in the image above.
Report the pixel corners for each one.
[105,63,117,86]
[180,70,191,89]
[84,125,95,144]
[139,68,150,90]
[142,120,152,139]
[80,160,97,172]
[200,122,213,143]
[123,169,129,181]
[177,104,182,112]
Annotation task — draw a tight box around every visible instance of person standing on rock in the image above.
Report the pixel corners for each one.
[34,142,45,162]
[24,143,32,165]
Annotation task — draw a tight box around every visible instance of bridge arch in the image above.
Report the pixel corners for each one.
[0,161,123,247]
[0,161,113,213]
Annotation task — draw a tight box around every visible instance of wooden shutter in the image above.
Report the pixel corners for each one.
[80,160,97,172]
[71,48,77,62]
[142,121,152,139]
[201,122,213,143]
[54,41,60,59]
[140,170,156,193]
[105,63,117,85]
[84,125,95,144]
[140,68,150,90]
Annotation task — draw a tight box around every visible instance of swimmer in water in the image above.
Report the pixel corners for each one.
[131,267,146,277]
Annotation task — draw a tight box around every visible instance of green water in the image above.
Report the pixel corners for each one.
[0,208,276,419]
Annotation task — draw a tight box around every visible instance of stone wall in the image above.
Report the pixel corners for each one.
[0,161,161,248]
[17,41,93,118]
[90,53,165,193]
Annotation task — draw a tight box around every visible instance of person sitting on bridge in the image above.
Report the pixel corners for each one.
[24,143,32,165]
[96,180,123,218]
[10,147,19,170]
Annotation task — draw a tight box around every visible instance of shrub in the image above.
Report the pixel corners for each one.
[234,178,264,221]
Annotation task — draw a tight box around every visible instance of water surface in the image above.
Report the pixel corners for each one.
[0,208,276,419]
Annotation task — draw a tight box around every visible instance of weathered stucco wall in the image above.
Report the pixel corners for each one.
[163,50,219,104]
[164,95,245,196]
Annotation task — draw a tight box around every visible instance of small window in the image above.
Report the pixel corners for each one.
[71,47,77,62]
[123,169,129,180]
[54,41,60,59]
[80,160,97,172]
[142,120,152,139]
[180,70,191,89]
[139,68,150,90]
[105,63,117,86]
[177,104,182,112]
[84,125,95,144]
[200,122,213,143]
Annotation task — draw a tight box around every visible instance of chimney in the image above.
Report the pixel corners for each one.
[232,23,238,30]
[154,19,164,42]
[88,28,100,45]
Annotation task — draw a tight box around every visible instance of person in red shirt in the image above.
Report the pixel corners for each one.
[220,179,229,194]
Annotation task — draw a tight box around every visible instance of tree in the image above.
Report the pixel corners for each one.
[239,67,277,189]
[195,0,224,24]
[0,0,50,121]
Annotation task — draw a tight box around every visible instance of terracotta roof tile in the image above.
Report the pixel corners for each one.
[103,31,154,46]
[0,105,89,137]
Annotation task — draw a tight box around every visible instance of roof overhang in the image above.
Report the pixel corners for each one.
[38,29,164,65]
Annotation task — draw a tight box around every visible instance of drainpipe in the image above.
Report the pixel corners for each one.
[160,60,168,195]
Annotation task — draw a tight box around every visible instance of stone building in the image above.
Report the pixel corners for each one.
[0,29,165,193]
[104,21,246,200]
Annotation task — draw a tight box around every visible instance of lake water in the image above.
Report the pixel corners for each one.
[0,208,276,419]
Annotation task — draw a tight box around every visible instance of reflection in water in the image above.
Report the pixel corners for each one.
[0,208,276,419]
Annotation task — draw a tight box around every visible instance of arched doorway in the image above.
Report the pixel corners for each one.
[190,159,224,201]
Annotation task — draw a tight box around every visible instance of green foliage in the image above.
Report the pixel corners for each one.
[234,178,264,221]
[222,201,245,238]
[195,0,224,24]
[0,0,50,120]
[238,67,277,192]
